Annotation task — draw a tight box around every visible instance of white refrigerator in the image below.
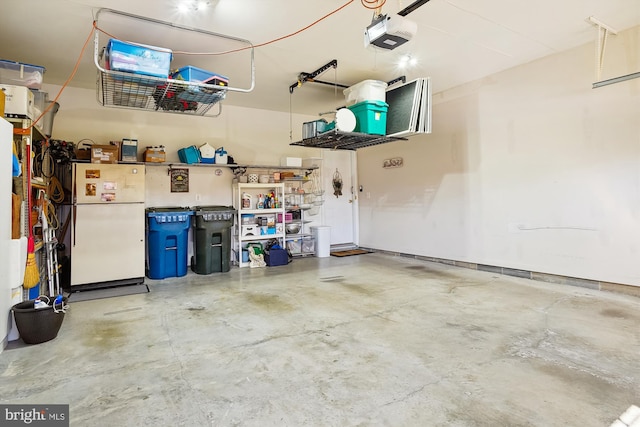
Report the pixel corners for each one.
[71,163,146,290]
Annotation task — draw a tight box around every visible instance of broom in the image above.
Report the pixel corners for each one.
[23,141,40,289]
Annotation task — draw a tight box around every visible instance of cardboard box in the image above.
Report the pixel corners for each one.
[144,147,165,163]
[0,84,34,119]
[109,140,122,161]
[91,145,119,164]
[121,139,138,162]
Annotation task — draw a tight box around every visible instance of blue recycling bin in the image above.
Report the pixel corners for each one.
[146,207,193,279]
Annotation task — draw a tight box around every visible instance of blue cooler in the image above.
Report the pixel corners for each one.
[146,208,193,279]
[178,146,201,164]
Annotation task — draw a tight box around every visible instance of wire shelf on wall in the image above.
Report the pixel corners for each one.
[97,71,226,116]
[290,129,407,150]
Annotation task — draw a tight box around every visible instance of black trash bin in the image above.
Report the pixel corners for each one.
[192,206,236,274]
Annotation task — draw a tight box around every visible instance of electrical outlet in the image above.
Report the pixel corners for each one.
[195,194,201,201]
[366,192,371,199]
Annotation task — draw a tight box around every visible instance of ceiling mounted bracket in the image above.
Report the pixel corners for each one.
[387,76,406,87]
[584,16,640,89]
[290,60,341,93]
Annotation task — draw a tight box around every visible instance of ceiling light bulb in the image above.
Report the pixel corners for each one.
[398,54,417,68]
[177,2,191,13]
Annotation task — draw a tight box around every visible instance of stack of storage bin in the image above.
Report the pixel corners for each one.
[191,206,236,274]
[344,80,389,136]
[146,207,193,279]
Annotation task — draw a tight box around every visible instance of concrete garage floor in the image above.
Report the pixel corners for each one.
[1,253,639,426]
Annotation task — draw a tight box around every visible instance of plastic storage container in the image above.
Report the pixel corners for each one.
[0,60,45,89]
[178,145,201,164]
[343,79,387,106]
[192,206,236,274]
[347,100,389,135]
[106,39,173,78]
[146,208,193,279]
[171,66,228,86]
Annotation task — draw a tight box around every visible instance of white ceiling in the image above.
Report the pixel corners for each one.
[1,0,638,116]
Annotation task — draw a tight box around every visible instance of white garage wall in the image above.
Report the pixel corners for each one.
[42,84,320,208]
[357,26,640,287]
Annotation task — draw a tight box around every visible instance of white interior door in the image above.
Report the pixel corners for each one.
[321,150,358,248]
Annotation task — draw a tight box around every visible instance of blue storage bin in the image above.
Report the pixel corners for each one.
[265,248,289,267]
[146,208,193,279]
[172,66,228,105]
[106,39,172,79]
[171,66,228,86]
[178,146,201,164]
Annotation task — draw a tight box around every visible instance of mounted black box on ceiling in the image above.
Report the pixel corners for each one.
[364,14,418,50]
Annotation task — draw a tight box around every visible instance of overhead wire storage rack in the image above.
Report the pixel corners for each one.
[93,8,255,117]
[290,129,407,150]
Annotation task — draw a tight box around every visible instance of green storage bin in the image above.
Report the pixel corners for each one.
[347,100,389,135]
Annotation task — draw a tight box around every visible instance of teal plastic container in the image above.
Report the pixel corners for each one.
[347,100,389,135]
[178,146,201,164]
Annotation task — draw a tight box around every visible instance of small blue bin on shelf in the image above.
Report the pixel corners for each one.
[178,146,201,164]
[146,208,194,279]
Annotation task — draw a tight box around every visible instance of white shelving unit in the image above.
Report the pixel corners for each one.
[233,183,285,268]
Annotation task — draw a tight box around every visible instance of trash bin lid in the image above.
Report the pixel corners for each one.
[146,207,193,213]
[193,205,236,221]
[193,205,236,213]
[147,207,193,223]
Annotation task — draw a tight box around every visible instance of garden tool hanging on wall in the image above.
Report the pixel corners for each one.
[332,168,343,198]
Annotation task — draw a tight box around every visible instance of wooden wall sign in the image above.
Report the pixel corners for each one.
[170,168,189,192]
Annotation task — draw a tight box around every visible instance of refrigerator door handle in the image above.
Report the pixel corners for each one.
[72,204,76,247]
